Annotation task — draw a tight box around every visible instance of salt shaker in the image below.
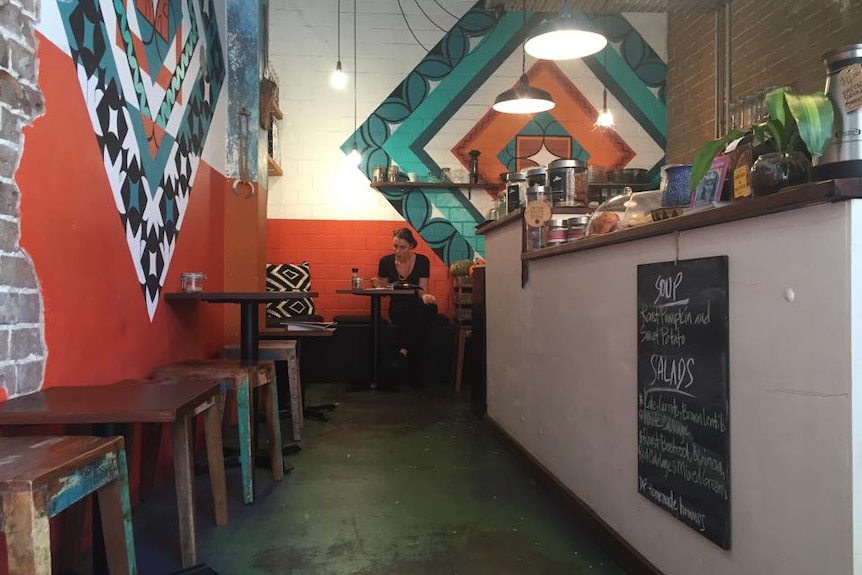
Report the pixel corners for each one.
[351,267,362,289]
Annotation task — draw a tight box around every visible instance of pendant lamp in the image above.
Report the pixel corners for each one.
[595,87,614,127]
[525,3,607,61]
[346,0,361,165]
[492,0,555,115]
[330,0,348,89]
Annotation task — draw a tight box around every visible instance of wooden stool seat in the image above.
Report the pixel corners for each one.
[153,359,283,504]
[0,435,136,575]
[224,340,303,443]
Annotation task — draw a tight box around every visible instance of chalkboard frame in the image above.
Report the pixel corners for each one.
[636,255,730,549]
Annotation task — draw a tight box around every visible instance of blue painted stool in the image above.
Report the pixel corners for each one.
[0,435,136,575]
[153,359,283,504]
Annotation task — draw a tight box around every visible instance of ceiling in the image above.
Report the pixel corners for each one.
[501,0,726,12]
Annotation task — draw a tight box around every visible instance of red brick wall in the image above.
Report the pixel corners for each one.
[267,219,456,321]
[667,1,862,163]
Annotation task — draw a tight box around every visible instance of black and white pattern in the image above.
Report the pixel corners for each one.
[266,262,316,319]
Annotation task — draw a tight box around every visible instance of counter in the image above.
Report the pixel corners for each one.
[479,179,862,575]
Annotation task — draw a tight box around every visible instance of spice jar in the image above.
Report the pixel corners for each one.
[545,219,568,247]
[566,215,590,241]
[503,172,527,212]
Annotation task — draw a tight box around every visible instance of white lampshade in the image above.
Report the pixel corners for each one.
[493,75,555,115]
[525,19,607,60]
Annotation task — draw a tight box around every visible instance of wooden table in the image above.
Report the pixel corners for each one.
[165,291,318,361]
[0,378,227,569]
[336,287,416,387]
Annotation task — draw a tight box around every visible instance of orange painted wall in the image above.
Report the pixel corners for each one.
[17,37,227,387]
[266,219,455,321]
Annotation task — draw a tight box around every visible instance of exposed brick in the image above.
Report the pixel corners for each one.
[0,182,19,217]
[0,254,36,288]
[0,217,19,251]
[0,75,42,118]
[0,292,40,324]
[15,359,42,395]
[0,3,31,41]
[8,39,35,83]
[0,107,26,148]
[0,364,14,391]
[0,328,9,358]
[9,327,42,360]
[0,141,18,177]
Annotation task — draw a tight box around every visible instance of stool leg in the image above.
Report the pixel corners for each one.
[203,402,229,526]
[287,349,303,442]
[261,376,284,480]
[97,447,137,575]
[172,415,198,568]
[3,490,51,575]
[235,377,255,504]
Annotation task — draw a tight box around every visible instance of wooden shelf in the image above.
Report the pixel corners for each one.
[371,181,503,199]
[267,155,283,176]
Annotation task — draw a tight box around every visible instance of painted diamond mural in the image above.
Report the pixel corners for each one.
[59,0,225,319]
[342,2,666,264]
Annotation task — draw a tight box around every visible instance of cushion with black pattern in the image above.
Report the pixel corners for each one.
[266,262,316,320]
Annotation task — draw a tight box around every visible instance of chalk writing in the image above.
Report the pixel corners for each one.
[637,257,730,548]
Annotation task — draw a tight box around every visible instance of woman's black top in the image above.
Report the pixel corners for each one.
[378,253,429,314]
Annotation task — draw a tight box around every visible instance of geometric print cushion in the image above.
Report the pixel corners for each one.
[266,262,316,319]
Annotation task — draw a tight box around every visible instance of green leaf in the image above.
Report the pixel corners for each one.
[785,92,834,157]
[689,129,745,189]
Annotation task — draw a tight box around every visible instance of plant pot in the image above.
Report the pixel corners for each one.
[750,151,811,196]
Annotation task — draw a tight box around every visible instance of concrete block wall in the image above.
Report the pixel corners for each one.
[667,0,862,163]
[0,0,45,398]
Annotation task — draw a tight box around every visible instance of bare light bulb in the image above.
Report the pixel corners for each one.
[330,61,348,90]
[595,88,614,128]
[347,142,361,166]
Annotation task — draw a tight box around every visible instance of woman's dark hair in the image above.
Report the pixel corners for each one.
[393,227,418,248]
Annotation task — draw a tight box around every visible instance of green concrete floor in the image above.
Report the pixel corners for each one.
[134,383,630,575]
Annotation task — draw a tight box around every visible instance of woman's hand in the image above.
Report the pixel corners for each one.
[370,277,381,288]
[421,293,436,305]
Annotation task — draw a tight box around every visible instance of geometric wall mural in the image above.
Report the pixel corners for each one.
[58,0,225,319]
[343,2,666,266]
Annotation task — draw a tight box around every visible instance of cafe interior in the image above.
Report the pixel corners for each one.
[3,0,862,573]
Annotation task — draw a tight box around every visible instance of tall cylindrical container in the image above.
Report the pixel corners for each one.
[548,158,588,206]
[503,172,527,212]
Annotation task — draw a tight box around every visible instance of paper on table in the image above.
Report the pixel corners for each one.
[283,321,335,331]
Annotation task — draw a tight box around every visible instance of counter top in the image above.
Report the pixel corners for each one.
[483,178,862,261]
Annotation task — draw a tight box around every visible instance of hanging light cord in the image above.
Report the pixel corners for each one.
[414,0,447,32]
[398,0,430,52]
[353,0,358,142]
[337,0,342,61]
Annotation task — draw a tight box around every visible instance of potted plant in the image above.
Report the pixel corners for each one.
[689,87,834,196]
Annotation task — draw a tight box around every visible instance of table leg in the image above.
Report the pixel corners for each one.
[202,401,229,526]
[96,447,136,575]
[2,490,50,575]
[172,414,198,568]
[239,302,260,362]
[370,294,381,387]
[234,376,255,504]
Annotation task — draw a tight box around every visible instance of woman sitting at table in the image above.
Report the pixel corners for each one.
[370,227,438,385]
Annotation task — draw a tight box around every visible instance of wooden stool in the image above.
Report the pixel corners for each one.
[0,435,136,575]
[153,359,283,504]
[453,325,472,392]
[224,340,303,442]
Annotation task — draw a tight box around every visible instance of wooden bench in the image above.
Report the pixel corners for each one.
[153,359,283,504]
[0,435,136,575]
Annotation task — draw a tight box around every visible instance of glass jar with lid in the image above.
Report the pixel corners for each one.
[548,159,588,206]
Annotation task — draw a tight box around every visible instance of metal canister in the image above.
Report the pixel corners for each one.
[566,215,590,241]
[526,183,549,203]
[503,172,527,212]
[525,166,547,189]
[548,159,588,206]
[372,166,386,182]
[545,219,568,247]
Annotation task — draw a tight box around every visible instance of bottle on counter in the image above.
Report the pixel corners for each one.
[351,267,362,289]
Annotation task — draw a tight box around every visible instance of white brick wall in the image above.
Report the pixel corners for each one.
[267,1,667,222]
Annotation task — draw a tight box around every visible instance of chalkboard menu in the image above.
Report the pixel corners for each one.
[637,256,730,549]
